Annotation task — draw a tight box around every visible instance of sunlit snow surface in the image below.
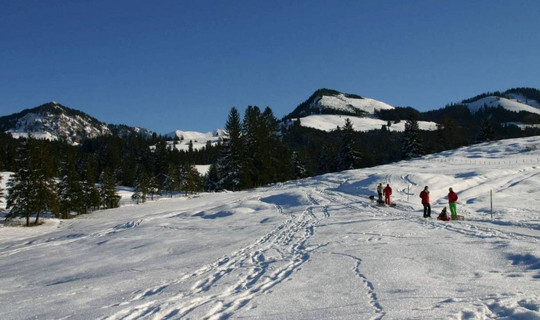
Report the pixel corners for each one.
[1,137,539,319]
[299,114,437,132]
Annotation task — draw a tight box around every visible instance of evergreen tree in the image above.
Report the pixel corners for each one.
[261,107,292,183]
[216,107,243,191]
[100,168,120,209]
[164,164,179,198]
[83,162,101,211]
[318,144,337,174]
[184,164,203,195]
[242,106,262,187]
[6,139,33,225]
[241,106,292,187]
[148,174,160,200]
[204,163,220,192]
[291,151,307,179]
[476,118,495,142]
[131,166,150,204]
[7,138,58,226]
[436,116,461,150]
[402,118,424,159]
[0,169,3,206]
[57,153,85,218]
[337,118,361,170]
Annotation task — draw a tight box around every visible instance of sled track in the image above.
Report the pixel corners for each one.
[102,190,329,320]
[321,185,539,244]
[333,253,386,320]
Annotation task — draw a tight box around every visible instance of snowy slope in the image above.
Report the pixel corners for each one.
[317,93,395,114]
[3,102,111,144]
[164,129,225,151]
[464,96,540,115]
[1,137,540,319]
[299,114,438,132]
[286,89,396,120]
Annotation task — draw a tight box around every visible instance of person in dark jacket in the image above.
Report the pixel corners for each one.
[383,184,392,205]
[448,187,458,220]
[419,186,431,218]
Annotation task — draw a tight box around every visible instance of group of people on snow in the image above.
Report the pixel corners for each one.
[376,183,460,220]
[377,183,392,205]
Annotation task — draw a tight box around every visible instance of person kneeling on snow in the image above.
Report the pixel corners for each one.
[437,207,451,221]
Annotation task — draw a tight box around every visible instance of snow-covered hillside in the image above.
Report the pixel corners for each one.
[298,114,438,132]
[1,137,539,319]
[286,89,396,120]
[316,93,395,114]
[163,129,225,151]
[464,96,540,115]
[3,102,111,144]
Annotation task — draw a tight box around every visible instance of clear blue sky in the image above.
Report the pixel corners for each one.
[1,0,539,133]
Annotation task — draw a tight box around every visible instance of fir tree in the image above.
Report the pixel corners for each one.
[57,153,85,218]
[7,138,58,226]
[291,151,307,179]
[83,163,101,211]
[318,144,337,174]
[0,170,3,206]
[216,107,243,191]
[131,167,150,204]
[436,116,461,150]
[204,163,220,192]
[476,118,495,142]
[148,174,160,200]
[100,168,120,209]
[164,164,179,197]
[183,164,203,195]
[337,118,361,170]
[402,118,424,159]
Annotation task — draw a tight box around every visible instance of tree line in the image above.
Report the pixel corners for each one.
[1,103,540,226]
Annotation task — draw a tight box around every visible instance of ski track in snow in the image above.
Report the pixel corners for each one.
[332,253,386,320]
[0,218,146,258]
[3,139,540,319]
[102,188,331,320]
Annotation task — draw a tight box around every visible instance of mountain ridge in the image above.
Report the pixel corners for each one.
[0,101,153,144]
[2,87,540,143]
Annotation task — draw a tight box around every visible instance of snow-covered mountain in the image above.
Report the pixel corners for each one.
[296,114,437,132]
[0,102,153,144]
[163,129,226,151]
[285,88,437,132]
[0,102,111,144]
[462,88,540,115]
[286,88,395,119]
[1,136,539,319]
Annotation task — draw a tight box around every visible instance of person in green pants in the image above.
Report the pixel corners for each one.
[448,187,458,219]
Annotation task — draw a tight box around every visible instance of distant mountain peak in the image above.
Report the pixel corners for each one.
[284,88,394,120]
[461,88,540,115]
[0,102,154,144]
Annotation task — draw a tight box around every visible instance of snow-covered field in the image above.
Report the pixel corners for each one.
[299,114,438,132]
[1,137,539,319]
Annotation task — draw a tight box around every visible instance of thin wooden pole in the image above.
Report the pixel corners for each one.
[490,189,493,219]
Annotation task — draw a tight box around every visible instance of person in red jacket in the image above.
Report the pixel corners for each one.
[383,184,392,205]
[419,186,431,218]
[448,187,458,219]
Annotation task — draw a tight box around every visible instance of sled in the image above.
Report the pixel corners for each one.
[437,216,451,221]
[389,202,397,207]
[452,215,465,221]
